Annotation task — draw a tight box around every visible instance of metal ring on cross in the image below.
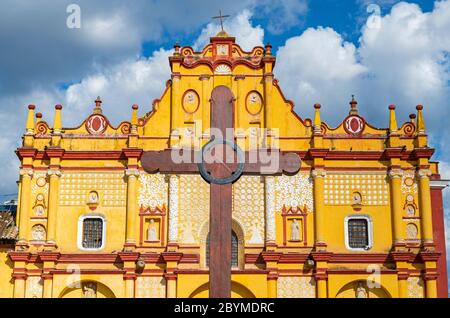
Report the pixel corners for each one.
[197,138,245,185]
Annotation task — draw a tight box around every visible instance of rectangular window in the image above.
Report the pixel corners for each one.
[347,218,369,249]
[82,218,103,249]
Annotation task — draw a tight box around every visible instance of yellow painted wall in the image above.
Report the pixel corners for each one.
[7,32,442,299]
[0,248,14,298]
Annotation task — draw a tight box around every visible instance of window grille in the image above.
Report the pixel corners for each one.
[347,218,369,249]
[206,231,238,268]
[82,218,103,249]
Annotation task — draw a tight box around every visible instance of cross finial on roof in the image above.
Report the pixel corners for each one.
[212,10,230,32]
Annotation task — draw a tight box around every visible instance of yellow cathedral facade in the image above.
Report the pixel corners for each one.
[0,30,448,298]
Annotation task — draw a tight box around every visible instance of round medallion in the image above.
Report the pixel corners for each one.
[86,114,108,135]
[197,138,245,185]
[34,205,44,216]
[344,116,365,135]
[406,223,418,239]
[182,90,200,114]
[406,194,414,202]
[406,205,415,217]
[404,177,414,187]
[36,193,44,201]
[36,177,46,187]
[246,91,263,115]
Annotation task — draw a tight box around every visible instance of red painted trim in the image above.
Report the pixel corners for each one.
[279,253,309,264]
[122,148,143,159]
[390,252,414,262]
[311,252,333,262]
[58,253,120,263]
[15,148,38,160]
[52,269,125,275]
[327,269,397,274]
[161,252,183,263]
[430,187,448,297]
[38,252,60,262]
[118,252,140,262]
[8,252,31,262]
[45,148,65,158]
[0,244,15,249]
[332,253,392,263]
[260,252,282,263]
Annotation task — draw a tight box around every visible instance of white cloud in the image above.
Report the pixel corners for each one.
[275,1,450,130]
[275,27,367,119]
[0,0,306,98]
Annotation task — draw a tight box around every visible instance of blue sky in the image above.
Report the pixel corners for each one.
[0,0,449,295]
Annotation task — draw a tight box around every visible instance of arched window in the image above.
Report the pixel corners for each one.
[206,231,239,268]
[77,215,106,250]
[344,215,373,251]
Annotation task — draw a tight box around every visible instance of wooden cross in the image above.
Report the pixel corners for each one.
[142,86,300,298]
[212,10,230,32]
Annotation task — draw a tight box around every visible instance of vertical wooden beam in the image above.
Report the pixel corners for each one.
[209,183,232,298]
[208,86,234,298]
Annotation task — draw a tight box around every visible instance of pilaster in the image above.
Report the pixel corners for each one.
[162,252,183,298]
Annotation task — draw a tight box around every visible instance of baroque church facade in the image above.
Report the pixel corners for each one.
[0,31,448,298]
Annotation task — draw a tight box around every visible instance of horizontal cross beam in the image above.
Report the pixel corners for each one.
[141,149,301,175]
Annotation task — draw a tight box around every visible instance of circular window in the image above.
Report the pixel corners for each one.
[182,90,200,114]
[245,91,263,115]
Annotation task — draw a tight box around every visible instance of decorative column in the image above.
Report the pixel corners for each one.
[311,104,327,251]
[46,166,62,247]
[420,252,439,298]
[124,111,142,249]
[389,168,405,248]
[18,168,33,243]
[24,105,35,148]
[234,75,245,130]
[311,252,332,298]
[312,169,327,250]
[162,252,183,298]
[125,168,140,247]
[391,251,413,298]
[17,105,37,245]
[264,176,276,249]
[263,43,274,131]
[417,169,434,247]
[9,252,30,298]
[39,251,60,298]
[170,43,182,148]
[200,74,211,136]
[12,273,27,298]
[167,175,180,250]
[119,252,140,298]
[261,252,282,298]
